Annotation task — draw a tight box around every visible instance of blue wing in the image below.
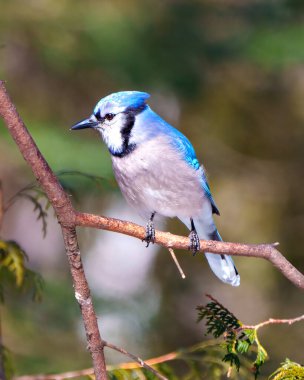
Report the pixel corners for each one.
[167,124,220,215]
[202,171,220,215]
[170,128,200,170]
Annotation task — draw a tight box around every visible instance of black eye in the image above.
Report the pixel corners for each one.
[105,113,115,121]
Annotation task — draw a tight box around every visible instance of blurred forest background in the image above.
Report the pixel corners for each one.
[0,0,304,378]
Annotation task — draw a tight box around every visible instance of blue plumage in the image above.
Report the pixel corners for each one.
[71,91,240,286]
[93,91,150,115]
[170,130,201,170]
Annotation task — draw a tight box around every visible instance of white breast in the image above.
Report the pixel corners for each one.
[111,135,208,220]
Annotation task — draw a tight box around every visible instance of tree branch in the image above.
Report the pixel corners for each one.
[0,80,304,378]
[75,212,304,289]
[0,81,107,380]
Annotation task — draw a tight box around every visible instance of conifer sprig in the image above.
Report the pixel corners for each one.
[196,294,268,378]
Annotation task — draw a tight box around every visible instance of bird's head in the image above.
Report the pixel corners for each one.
[71,91,150,157]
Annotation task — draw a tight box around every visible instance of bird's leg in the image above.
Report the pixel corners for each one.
[189,218,200,256]
[143,212,156,247]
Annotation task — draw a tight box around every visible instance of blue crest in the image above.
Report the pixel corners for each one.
[93,91,150,115]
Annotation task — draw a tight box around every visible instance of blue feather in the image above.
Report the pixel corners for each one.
[72,90,238,286]
[169,129,201,170]
[93,91,150,115]
[158,119,220,215]
[202,172,220,215]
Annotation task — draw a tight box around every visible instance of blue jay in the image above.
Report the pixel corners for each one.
[71,91,240,286]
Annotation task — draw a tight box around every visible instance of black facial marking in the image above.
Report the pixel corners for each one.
[108,112,136,158]
[110,104,147,158]
[94,109,102,121]
[111,143,136,158]
[121,111,135,148]
[121,104,147,145]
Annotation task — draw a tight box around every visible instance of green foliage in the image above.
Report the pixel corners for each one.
[0,239,43,302]
[196,295,268,378]
[269,359,304,380]
[0,238,43,379]
[0,240,28,288]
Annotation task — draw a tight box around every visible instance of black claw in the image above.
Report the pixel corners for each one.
[188,230,200,255]
[189,218,200,256]
[143,213,156,247]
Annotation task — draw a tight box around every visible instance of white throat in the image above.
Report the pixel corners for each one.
[98,112,135,157]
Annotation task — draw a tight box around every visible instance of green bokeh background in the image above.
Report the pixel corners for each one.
[0,1,304,378]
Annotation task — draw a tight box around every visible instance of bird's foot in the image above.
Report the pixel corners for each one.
[188,230,200,256]
[143,219,155,247]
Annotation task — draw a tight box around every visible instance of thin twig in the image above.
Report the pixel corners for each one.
[168,248,186,279]
[104,341,168,380]
[107,339,220,370]
[108,351,179,370]
[240,314,304,331]
[227,366,233,378]
[3,183,38,213]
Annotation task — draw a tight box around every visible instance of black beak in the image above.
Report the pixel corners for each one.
[70,117,99,130]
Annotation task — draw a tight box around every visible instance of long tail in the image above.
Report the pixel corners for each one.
[204,229,240,287]
[180,217,240,287]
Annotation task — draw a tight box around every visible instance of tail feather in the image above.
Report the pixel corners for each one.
[204,252,240,286]
[179,216,240,287]
[205,229,240,286]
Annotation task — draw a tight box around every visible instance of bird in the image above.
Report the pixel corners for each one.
[71,91,240,286]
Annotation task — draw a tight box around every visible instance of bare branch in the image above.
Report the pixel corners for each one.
[0,81,107,380]
[75,212,304,289]
[109,350,179,370]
